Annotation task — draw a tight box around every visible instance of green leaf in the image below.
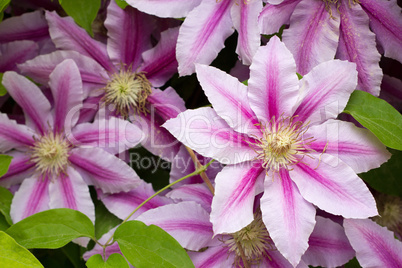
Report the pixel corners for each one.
[115,0,128,9]
[6,208,94,249]
[59,0,101,36]
[359,149,402,197]
[61,242,86,268]
[0,231,43,268]
[0,186,13,225]
[241,80,248,86]
[114,221,194,268]
[86,253,129,268]
[296,73,303,80]
[344,257,361,268]
[0,214,10,231]
[94,199,122,239]
[0,154,13,176]
[343,90,402,150]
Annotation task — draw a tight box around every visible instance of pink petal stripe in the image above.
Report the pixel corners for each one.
[146,87,186,121]
[282,0,340,75]
[0,41,38,72]
[176,0,234,76]
[258,0,301,35]
[46,11,115,72]
[261,169,316,267]
[306,119,391,173]
[290,153,378,218]
[70,117,143,155]
[189,245,234,268]
[0,10,49,43]
[231,0,262,65]
[345,219,402,267]
[211,162,265,234]
[69,147,141,193]
[360,0,402,63]
[292,60,357,125]
[196,64,261,136]
[49,59,83,133]
[139,27,180,87]
[136,201,213,251]
[49,167,95,223]
[302,216,354,267]
[248,36,300,123]
[167,184,213,213]
[0,113,36,152]
[336,1,382,96]
[0,151,35,188]
[10,174,50,223]
[125,0,202,18]
[105,1,154,68]
[2,72,52,134]
[163,107,258,165]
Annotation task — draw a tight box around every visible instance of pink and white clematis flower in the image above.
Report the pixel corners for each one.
[259,0,402,96]
[163,36,390,266]
[126,0,263,76]
[0,59,143,224]
[18,1,185,161]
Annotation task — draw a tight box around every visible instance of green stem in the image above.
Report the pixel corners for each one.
[100,159,215,249]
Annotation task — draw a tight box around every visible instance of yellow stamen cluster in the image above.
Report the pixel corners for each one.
[323,0,360,18]
[254,116,314,172]
[102,69,152,117]
[224,214,275,266]
[30,132,70,176]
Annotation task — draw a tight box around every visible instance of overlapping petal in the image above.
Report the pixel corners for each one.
[0,151,35,188]
[146,87,186,121]
[0,113,36,152]
[125,0,202,18]
[261,169,316,267]
[189,245,234,268]
[248,36,300,123]
[0,41,38,72]
[211,162,265,234]
[167,183,213,213]
[163,107,258,164]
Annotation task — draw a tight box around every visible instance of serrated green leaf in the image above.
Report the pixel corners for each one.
[0,231,44,268]
[343,90,402,150]
[114,220,194,268]
[59,0,101,36]
[359,149,402,197]
[6,209,94,249]
[86,253,129,268]
[0,154,12,176]
[115,0,128,9]
[0,186,13,225]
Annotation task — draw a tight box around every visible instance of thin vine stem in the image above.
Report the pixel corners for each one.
[185,146,215,194]
[100,159,215,252]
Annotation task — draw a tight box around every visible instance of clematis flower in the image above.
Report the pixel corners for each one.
[0,59,143,224]
[344,218,402,267]
[163,36,390,265]
[18,1,185,161]
[126,0,263,76]
[259,0,402,96]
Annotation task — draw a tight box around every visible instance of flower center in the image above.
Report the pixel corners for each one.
[254,116,314,172]
[323,0,360,18]
[102,69,152,117]
[30,132,70,176]
[224,214,274,266]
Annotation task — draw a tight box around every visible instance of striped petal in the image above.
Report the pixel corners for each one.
[195,64,261,136]
[49,166,95,223]
[2,72,52,134]
[189,245,234,268]
[0,113,35,152]
[146,87,186,121]
[302,216,355,267]
[69,147,141,193]
[167,183,213,213]
[344,218,402,267]
[163,107,258,165]
[105,1,154,68]
[336,1,382,96]
[248,36,300,123]
[261,169,316,267]
[10,174,50,223]
[0,151,35,188]
[211,162,265,234]
[176,0,234,76]
[49,59,83,133]
[292,60,357,125]
[360,0,402,63]
[306,119,391,173]
[0,41,38,72]
[231,0,262,65]
[282,0,340,75]
[136,201,213,251]
[46,11,115,72]
[290,153,378,218]
[125,0,202,18]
